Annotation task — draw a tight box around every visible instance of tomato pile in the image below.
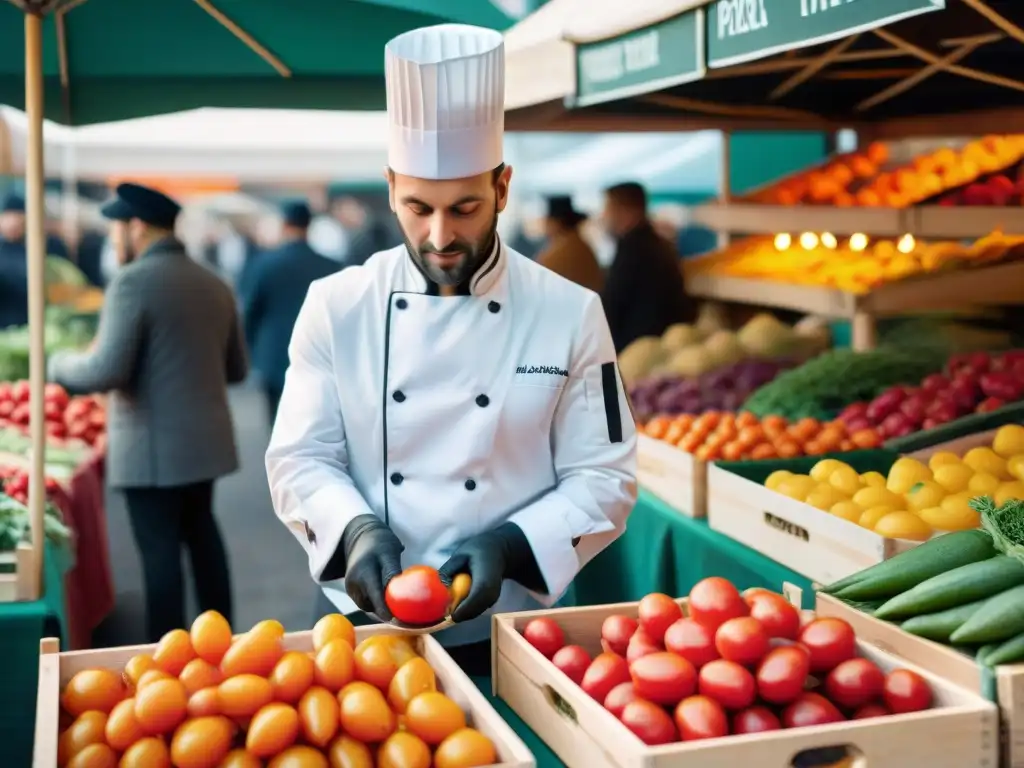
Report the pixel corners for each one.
[0,381,105,447]
[0,465,60,506]
[521,578,934,746]
[57,612,497,768]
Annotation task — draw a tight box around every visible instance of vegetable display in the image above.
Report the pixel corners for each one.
[0,489,70,552]
[0,381,105,450]
[0,306,94,383]
[519,578,934,746]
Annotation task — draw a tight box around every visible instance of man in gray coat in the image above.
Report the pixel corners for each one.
[48,182,248,642]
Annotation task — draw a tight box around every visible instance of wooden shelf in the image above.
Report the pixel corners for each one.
[909,206,1024,239]
[691,202,907,236]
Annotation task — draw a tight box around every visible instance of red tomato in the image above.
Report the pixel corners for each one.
[825,658,885,710]
[601,615,638,656]
[688,578,748,631]
[697,659,755,710]
[714,617,769,666]
[782,692,845,729]
[384,566,450,625]
[626,628,661,664]
[756,645,810,705]
[11,380,30,404]
[522,618,565,659]
[673,695,728,742]
[663,618,719,670]
[603,683,638,718]
[581,653,631,703]
[852,702,891,719]
[798,619,856,673]
[551,645,591,685]
[746,592,801,640]
[44,383,69,408]
[628,652,696,706]
[883,669,932,714]
[637,594,682,644]
[619,699,678,745]
[731,705,781,734]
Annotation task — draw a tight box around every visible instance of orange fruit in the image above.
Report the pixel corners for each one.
[251,619,286,638]
[190,611,233,666]
[353,636,417,691]
[179,658,223,695]
[218,674,274,718]
[338,680,379,707]
[404,691,466,745]
[338,683,396,743]
[298,685,339,748]
[153,629,196,677]
[65,742,117,768]
[270,650,316,704]
[378,731,432,768]
[268,745,329,768]
[327,734,374,768]
[219,749,263,768]
[104,697,146,751]
[186,687,221,718]
[434,728,497,768]
[387,657,436,714]
[57,711,107,765]
[61,669,124,716]
[134,678,188,735]
[119,736,171,768]
[136,669,172,690]
[122,654,157,690]
[315,638,355,692]
[169,716,235,768]
[220,629,284,678]
[312,613,356,653]
[246,702,301,757]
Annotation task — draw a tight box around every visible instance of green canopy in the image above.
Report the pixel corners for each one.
[0,0,514,125]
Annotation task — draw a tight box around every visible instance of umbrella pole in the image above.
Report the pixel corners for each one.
[24,12,46,600]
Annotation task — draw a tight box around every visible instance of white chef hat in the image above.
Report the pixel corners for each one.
[385,24,505,181]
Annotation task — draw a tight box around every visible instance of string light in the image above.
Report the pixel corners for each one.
[774,233,792,250]
[897,234,916,254]
[799,232,819,250]
[849,233,869,252]
[820,232,838,249]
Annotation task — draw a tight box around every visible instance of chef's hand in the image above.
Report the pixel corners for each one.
[338,515,404,622]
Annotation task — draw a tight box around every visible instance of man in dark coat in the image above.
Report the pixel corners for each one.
[243,200,340,425]
[600,182,695,353]
[48,182,249,642]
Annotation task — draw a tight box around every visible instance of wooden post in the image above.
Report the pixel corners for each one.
[24,12,46,601]
[717,130,731,250]
[851,311,877,351]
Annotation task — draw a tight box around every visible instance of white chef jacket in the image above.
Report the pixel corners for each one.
[266,240,637,646]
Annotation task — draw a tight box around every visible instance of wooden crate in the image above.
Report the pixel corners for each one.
[908,428,1000,462]
[637,434,706,518]
[817,593,1024,768]
[34,627,535,768]
[492,598,998,768]
[0,542,39,603]
[706,463,920,586]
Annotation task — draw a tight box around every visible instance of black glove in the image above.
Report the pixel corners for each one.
[438,522,546,623]
[323,515,404,621]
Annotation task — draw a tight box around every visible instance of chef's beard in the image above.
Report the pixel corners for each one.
[401,205,499,288]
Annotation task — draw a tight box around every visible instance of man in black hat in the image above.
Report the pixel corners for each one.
[243,200,340,425]
[535,195,605,294]
[48,182,249,642]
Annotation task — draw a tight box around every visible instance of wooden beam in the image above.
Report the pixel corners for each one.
[770,34,859,100]
[192,0,291,77]
[959,0,1024,45]
[640,93,826,123]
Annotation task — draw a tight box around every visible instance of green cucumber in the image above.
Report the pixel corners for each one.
[985,632,1024,666]
[951,584,1024,644]
[831,530,997,601]
[977,644,998,665]
[874,555,1024,620]
[822,571,867,595]
[900,599,988,642]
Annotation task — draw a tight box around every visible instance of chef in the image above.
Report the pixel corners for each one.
[266,23,637,675]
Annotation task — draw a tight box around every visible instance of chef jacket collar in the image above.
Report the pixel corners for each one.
[401,235,507,298]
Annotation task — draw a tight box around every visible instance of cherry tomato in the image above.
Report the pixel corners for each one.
[782,692,845,729]
[581,653,631,703]
[745,592,801,640]
[619,699,678,745]
[798,618,857,673]
[883,669,932,714]
[825,658,885,710]
[601,615,638,656]
[688,578,748,631]
[637,593,683,644]
[756,645,810,705]
[673,695,729,742]
[852,702,891,719]
[551,645,591,685]
[602,683,638,718]
[697,659,756,710]
[732,705,781,734]
[628,652,696,706]
[663,618,719,669]
[385,566,450,625]
[714,617,769,666]
[626,627,662,664]
[522,618,565,659]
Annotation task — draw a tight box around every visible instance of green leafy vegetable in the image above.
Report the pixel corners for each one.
[0,492,71,551]
[975,496,1024,564]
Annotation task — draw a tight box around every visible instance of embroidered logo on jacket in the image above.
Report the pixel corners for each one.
[516,365,569,377]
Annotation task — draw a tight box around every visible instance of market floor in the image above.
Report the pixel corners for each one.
[92,382,314,647]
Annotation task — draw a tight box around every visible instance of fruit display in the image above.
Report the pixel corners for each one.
[618,310,829,387]
[836,350,1024,438]
[0,381,105,449]
[686,229,1024,294]
[751,136,1024,207]
[519,578,935,746]
[55,610,499,768]
[642,412,882,463]
[824,497,1024,666]
[742,347,946,422]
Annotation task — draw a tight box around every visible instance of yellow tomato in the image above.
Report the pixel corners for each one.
[904,480,946,513]
[810,459,846,482]
[873,511,933,541]
[963,447,1009,480]
[829,465,863,497]
[859,506,895,529]
[928,451,961,472]
[806,484,848,511]
[776,475,817,502]
[886,458,932,494]
[933,462,974,494]
[919,504,981,532]
[968,472,1001,496]
[995,481,1024,506]
[1007,455,1024,482]
[765,470,792,491]
[992,424,1024,458]
[852,486,904,510]
[830,500,863,523]
[859,471,886,488]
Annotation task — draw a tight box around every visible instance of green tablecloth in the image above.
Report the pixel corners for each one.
[0,543,69,767]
